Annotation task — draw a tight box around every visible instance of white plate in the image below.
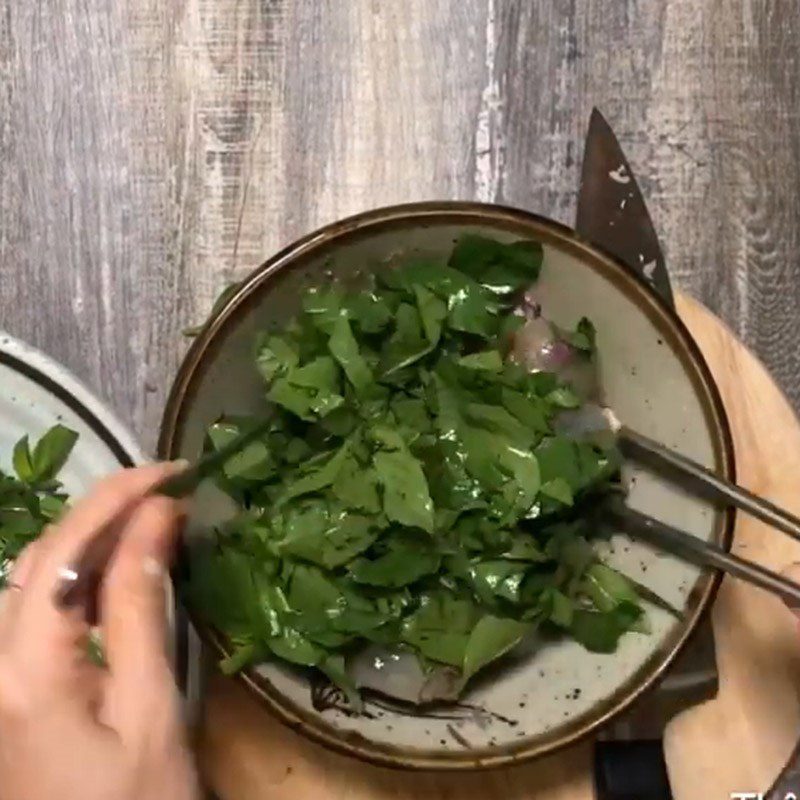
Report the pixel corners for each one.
[0,332,144,481]
[0,332,178,632]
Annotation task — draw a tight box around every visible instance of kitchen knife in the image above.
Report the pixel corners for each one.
[576,107,718,800]
[577,108,674,307]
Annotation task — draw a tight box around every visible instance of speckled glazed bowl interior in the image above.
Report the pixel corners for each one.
[159,202,733,770]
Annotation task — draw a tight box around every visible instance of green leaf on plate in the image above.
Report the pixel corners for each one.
[349,534,441,587]
[29,425,78,485]
[462,615,530,679]
[458,350,504,372]
[328,316,373,393]
[449,234,543,295]
[12,435,33,483]
[371,426,434,533]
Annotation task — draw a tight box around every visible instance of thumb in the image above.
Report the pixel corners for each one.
[100,495,183,733]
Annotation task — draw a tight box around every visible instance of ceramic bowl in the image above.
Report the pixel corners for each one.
[159,202,734,769]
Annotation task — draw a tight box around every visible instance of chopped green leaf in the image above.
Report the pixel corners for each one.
[255,334,299,382]
[583,563,640,612]
[463,616,530,679]
[349,534,441,587]
[380,303,432,375]
[329,317,373,393]
[276,440,352,505]
[371,427,434,533]
[402,593,479,666]
[546,386,582,409]
[280,506,378,568]
[559,317,596,352]
[184,234,648,709]
[540,477,574,506]
[547,589,574,628]
[449,234,543,295]
[346,292,392,334]
[268,356,344,420]
[570,603,643,653]
[414,285,447,345]
[208,420,273,482]
[458,350,504,372]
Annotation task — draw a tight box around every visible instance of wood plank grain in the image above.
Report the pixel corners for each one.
[2,0,800,449]
[496,0,800,408]
[279,1,487,229]
[2,1,800,797]
[0,0,157,433]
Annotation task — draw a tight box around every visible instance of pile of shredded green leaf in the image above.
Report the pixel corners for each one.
[187,234,649,707]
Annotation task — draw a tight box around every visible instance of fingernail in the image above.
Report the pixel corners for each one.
[142,556,164,579]
[170,458,191,472]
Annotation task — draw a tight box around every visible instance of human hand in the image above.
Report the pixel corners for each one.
[0,463,199,800]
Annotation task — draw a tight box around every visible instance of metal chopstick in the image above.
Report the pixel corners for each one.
[618,425,800,543]
[605,505,800,607]
[612,424,800,605]
[54,419,273,620]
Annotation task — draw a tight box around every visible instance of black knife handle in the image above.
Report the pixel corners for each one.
[594,740,673,800]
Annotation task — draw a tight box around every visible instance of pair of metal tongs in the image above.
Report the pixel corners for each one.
[608,425,800,606]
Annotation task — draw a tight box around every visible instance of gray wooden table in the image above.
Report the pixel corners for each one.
[1,1,799,452]
[3,5,800,798]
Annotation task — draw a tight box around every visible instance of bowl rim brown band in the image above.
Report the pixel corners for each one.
[159,201,735,771]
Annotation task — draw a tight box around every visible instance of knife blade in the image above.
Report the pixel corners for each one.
[577,108,718,800]
[577,108,674,307]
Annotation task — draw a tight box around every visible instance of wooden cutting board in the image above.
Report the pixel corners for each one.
[197,295,800,799]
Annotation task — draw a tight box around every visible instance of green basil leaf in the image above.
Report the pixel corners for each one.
[371,426,434,533]
[29,425,78,484]
[458,350,504,372]
[540,477,574,506]
[558,317,596,352]
[401,593,479,666]
[449,234,542,294]
[462,615,530,679]
[346,292,392,334]
[546,589,574,628]
[280,506,378,569]
[414,285,447,345]
[328,316,373,393]
[255,334,299,383]
[380,303,432,375]
[208,420,273,482]
[570,603,643,653]
[12,435,33,483]
[277,440,352,505]
[545,386,582,409]
[349,535,441,587]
